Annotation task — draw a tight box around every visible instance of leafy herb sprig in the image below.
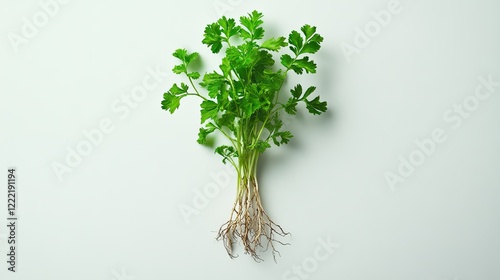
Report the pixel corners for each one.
[162,10,327,261]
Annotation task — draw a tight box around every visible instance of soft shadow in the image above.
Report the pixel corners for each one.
[257,44,340,184]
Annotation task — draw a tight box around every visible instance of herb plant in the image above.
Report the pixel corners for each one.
[162,10,327,261]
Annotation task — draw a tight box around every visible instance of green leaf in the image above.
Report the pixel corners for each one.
[303,86,316,99]
[288,30,303,55]
[187,72,200,79]
[216,87,230,109]
[300,24,316,40]
[280,54,293,68]
[300,25,323,54]
[239,10,264,41]
[216,113,236,131]
[261,37,287,51]
[172,49,199,74]
[241,85,262,116]
[285,25,324,55]
[200,100,218,123]
[238,42,260,68]
[162,83,189,113]
[239,28,251,41]
[202,23,223,53]
[291,84,302,98]
[200,72,226,98]
[225,46,241,65]
[251,50,275,82]
[254,140,271,153]
[292,56,317,74]
[282,54,317,74]
[168,83,188,95]
[197,122,216,144]
[264,113,283,132]
[219,57,232,76]
[172,64,186,74]
[309,33,324,44]
[258,69,284,93]
[185,52,199,64]
[253,27,265,41]
[218,16,240,41]
[284,98,298,115]
[305,96,327,115]
[161,93,182,114]
[271,131,293,146]
[215,145,237,164]
[301,41,321,54]
[172,49,188,61]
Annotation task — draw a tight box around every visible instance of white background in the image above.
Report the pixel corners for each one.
[1,0,500,279]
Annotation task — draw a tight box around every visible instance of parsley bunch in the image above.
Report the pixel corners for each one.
[162,10,326,261]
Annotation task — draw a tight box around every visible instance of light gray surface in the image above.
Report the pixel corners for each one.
[1,0,499,279]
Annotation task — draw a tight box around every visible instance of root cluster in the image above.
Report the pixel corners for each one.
[216,176,289,262]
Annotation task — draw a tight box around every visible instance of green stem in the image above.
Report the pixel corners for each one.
[186,93,207,100]
[215,126,238,148]
[236,147,259,197]
[185,67,207,101]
